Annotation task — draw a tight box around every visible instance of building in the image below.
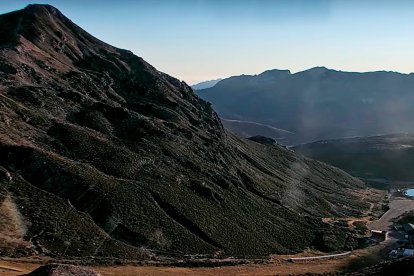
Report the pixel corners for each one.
[403,249,414,257]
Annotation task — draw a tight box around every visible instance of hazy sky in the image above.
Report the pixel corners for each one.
[1,0,414,84]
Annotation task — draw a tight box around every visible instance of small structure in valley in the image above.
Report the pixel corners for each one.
[403,249,414,257]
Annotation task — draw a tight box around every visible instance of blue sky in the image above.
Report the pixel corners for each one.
[1,0,414,84]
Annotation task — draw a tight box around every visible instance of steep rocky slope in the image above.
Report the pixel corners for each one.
[198,68,414,145]
[0,5,367,259]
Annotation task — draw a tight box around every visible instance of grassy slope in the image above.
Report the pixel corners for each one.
[294,134,414,184]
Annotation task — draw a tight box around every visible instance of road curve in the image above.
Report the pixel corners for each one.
[368,198,414,232]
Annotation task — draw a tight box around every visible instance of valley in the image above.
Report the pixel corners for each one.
[293,134,414,189]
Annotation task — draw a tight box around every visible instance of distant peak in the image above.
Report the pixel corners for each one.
[308,66,330,72]
[258,69,291,77]
[26,4,59,11]
[295,66,334,76]
[25,4,63,16]
[0,3,118,63]
[191,78,223,90]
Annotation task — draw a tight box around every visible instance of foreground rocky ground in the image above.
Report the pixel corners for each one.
[0,253,412,276]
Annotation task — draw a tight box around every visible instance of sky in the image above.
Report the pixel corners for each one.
[1,0,414,84]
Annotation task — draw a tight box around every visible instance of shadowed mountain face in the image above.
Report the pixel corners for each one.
[197,68,414,145]
[0,5,367,259]
[293,134,414,187]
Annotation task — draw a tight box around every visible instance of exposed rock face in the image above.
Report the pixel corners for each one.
[0,167,12,182]
[0,4,367,258]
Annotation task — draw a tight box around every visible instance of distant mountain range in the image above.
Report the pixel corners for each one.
[191,78,222,90]
[197,68,414,145]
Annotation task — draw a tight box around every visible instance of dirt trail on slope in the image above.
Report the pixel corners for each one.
[0,260,38,276]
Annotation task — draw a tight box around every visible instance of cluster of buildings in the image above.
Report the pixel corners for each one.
[388,223,414,259]
[389,248,414,259]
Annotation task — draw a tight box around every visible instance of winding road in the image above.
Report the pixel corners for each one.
[368,198,414,232]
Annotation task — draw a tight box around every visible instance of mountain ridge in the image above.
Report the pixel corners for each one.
[198,67,414,144]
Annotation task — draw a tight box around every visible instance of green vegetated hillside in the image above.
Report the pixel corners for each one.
[294,134,414,186]
[0,5,367,259]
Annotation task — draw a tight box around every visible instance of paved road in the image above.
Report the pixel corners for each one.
[288,251,351,262]
[368,198,414,231]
